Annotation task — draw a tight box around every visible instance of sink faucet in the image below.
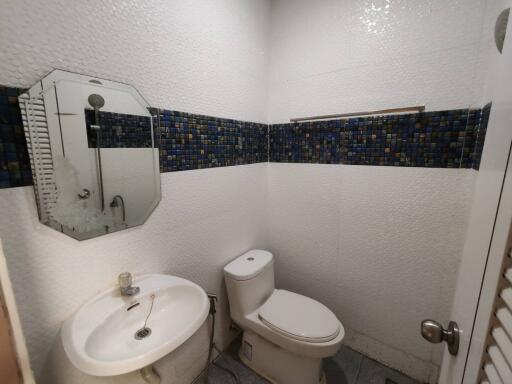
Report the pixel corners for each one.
[118,272,140,296]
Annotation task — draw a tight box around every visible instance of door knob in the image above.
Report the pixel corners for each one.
[421,319,459,356]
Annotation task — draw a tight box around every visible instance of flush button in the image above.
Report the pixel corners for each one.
[247,257,254,261]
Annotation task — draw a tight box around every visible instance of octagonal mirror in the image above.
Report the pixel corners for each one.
[19,70,161,240]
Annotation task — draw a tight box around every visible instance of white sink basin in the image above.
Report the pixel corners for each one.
[61,274,209,376]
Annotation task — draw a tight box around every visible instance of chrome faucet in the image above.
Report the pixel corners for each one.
[118,272,140,296]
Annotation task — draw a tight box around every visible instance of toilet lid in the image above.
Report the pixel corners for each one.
[258,290,340,343]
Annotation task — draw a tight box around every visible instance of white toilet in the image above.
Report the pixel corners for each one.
[224,249,344,384]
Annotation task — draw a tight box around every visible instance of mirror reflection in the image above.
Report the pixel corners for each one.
[19,70,161,240]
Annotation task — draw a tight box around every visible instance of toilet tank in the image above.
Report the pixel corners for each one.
[224,250,275,324]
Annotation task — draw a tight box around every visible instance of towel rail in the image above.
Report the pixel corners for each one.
[290,105,426,122]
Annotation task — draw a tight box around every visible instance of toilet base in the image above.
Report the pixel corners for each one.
[238,330,325,384]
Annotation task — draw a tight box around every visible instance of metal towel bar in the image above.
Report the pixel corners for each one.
[290,105,426,122]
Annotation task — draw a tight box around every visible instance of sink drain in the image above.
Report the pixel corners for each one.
[134,327,152,340]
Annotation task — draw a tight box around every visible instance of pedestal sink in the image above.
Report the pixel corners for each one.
[61,274,209,376]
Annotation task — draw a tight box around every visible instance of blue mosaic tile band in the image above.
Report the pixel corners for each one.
[84,109,154,148]
[0,83,493,190]
[269,108,490,169]
[0,86,32,188]
[158,109,268,172]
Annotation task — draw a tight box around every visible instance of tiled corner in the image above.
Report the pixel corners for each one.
[0,86,32,188]
[355,357,421,384]
[324,345,421,384]
[324,344,363,384]
[471,102,492,170]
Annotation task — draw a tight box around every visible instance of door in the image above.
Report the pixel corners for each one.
[439,7,512,383]
[467,157,512,383]
[0,238,35,384]
[0,285,22,384]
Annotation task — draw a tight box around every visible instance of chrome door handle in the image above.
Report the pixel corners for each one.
[421,319,459,356]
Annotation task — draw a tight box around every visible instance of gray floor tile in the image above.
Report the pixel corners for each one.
[324,345,363,384]
[197,339,420,384]
[355,357,421,384]
[195,364,236,384]
[215,354,269,384]
[195,344,269,384]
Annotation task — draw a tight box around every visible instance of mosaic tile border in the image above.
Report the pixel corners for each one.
[84,109,154,148]
[0,86,32,188]
[269,107,491,169]
[0,84,492,189]
[158,109,268,172]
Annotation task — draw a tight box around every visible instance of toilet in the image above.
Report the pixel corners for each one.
[224,249,344,384]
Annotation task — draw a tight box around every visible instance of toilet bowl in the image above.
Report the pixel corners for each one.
[224,250,344,384]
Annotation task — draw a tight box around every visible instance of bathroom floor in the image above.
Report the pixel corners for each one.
[196,339,421,384]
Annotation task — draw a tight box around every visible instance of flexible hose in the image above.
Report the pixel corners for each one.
[205,295,240,384]
[205,305,215,379]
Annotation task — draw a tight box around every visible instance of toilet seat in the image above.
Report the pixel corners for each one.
[258,289,340,343]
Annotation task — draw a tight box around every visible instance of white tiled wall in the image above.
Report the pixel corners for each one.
[0,0,271,123]
[267,0,489,123]
[478,0,511,104]
[266,164,475,382]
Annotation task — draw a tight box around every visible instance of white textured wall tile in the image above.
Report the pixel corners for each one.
[267,163,475,382]
[0,164,268,382]
[0,0,271,123]
[267,0,488,123]
[477,0,511,104]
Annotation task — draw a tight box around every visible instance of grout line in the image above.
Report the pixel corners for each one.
[472,107,485,170]
[267,123,270,163]
[458,107,470,168]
